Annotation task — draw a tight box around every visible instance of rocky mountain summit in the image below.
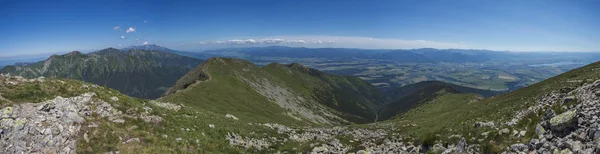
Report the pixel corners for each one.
[1,92,112,153]
[0,74,168,153]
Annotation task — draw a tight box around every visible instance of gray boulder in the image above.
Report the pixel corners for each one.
[550,109,578,136]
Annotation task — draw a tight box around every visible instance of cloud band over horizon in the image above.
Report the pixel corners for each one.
[181,36,469,50]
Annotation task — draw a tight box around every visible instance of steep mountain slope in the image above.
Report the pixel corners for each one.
[160,57,386,125]
[378,81,501,120]
[374,60,600,153]
[0,48,202,99]
[387,80,501,99]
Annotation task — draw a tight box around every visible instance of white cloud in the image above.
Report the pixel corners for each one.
[143,20,147,23]
[209,38,329,45]
[126,27,136,33]
[113,26,120,30]
[120,36,125,39]
[194,36,466,49]
[143,41,149,45]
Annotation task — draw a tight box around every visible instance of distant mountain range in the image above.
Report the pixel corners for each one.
[0,48,202,99]
[122,44,218,60]
[197,46,600,64]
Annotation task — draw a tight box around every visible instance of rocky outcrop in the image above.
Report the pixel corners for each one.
[149,100,182,111]
[225,123,481,153]
[507,79,600,153]
[226,132,271,150]
[0,93,120,154]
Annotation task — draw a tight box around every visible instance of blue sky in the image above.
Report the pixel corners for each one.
[0,0,599,57]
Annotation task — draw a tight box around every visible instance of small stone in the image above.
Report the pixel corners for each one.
[383,138,391,145]
[88,123,98,128]
[84,133,90,143]
[560,148,573,154]
[500,128,510,135]
[565,140,582,152]
[312,146,328,153]
[176,138,182,142]
[519,130,527,137]
[125,138,140,144]
[112,119,125,123]
[225,114,239,120]
[110,96,119,102]
[208,124,215,128]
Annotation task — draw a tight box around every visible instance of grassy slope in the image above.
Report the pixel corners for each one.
[160,58,311,126]
[0,77,310,153]
[262,63,387,123]
[376,61,600,152]
[380,81,501,120]
[160,58,386,125]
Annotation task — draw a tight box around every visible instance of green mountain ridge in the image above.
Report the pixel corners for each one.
[160,57,387,125]
[379,80,502,120]
[0,48,202,99]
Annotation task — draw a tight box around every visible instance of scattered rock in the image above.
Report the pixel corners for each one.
[226,132,270,150]
[110,96,119,102]
[149,100,181,111]
[0,92,121,154]
[499,128,510,135]
[125,138,140,144]
[519,130,527,137]
[510,143,528,152]
[112,119,125,123]
[225,114,239,120]
[474,121,495,128]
